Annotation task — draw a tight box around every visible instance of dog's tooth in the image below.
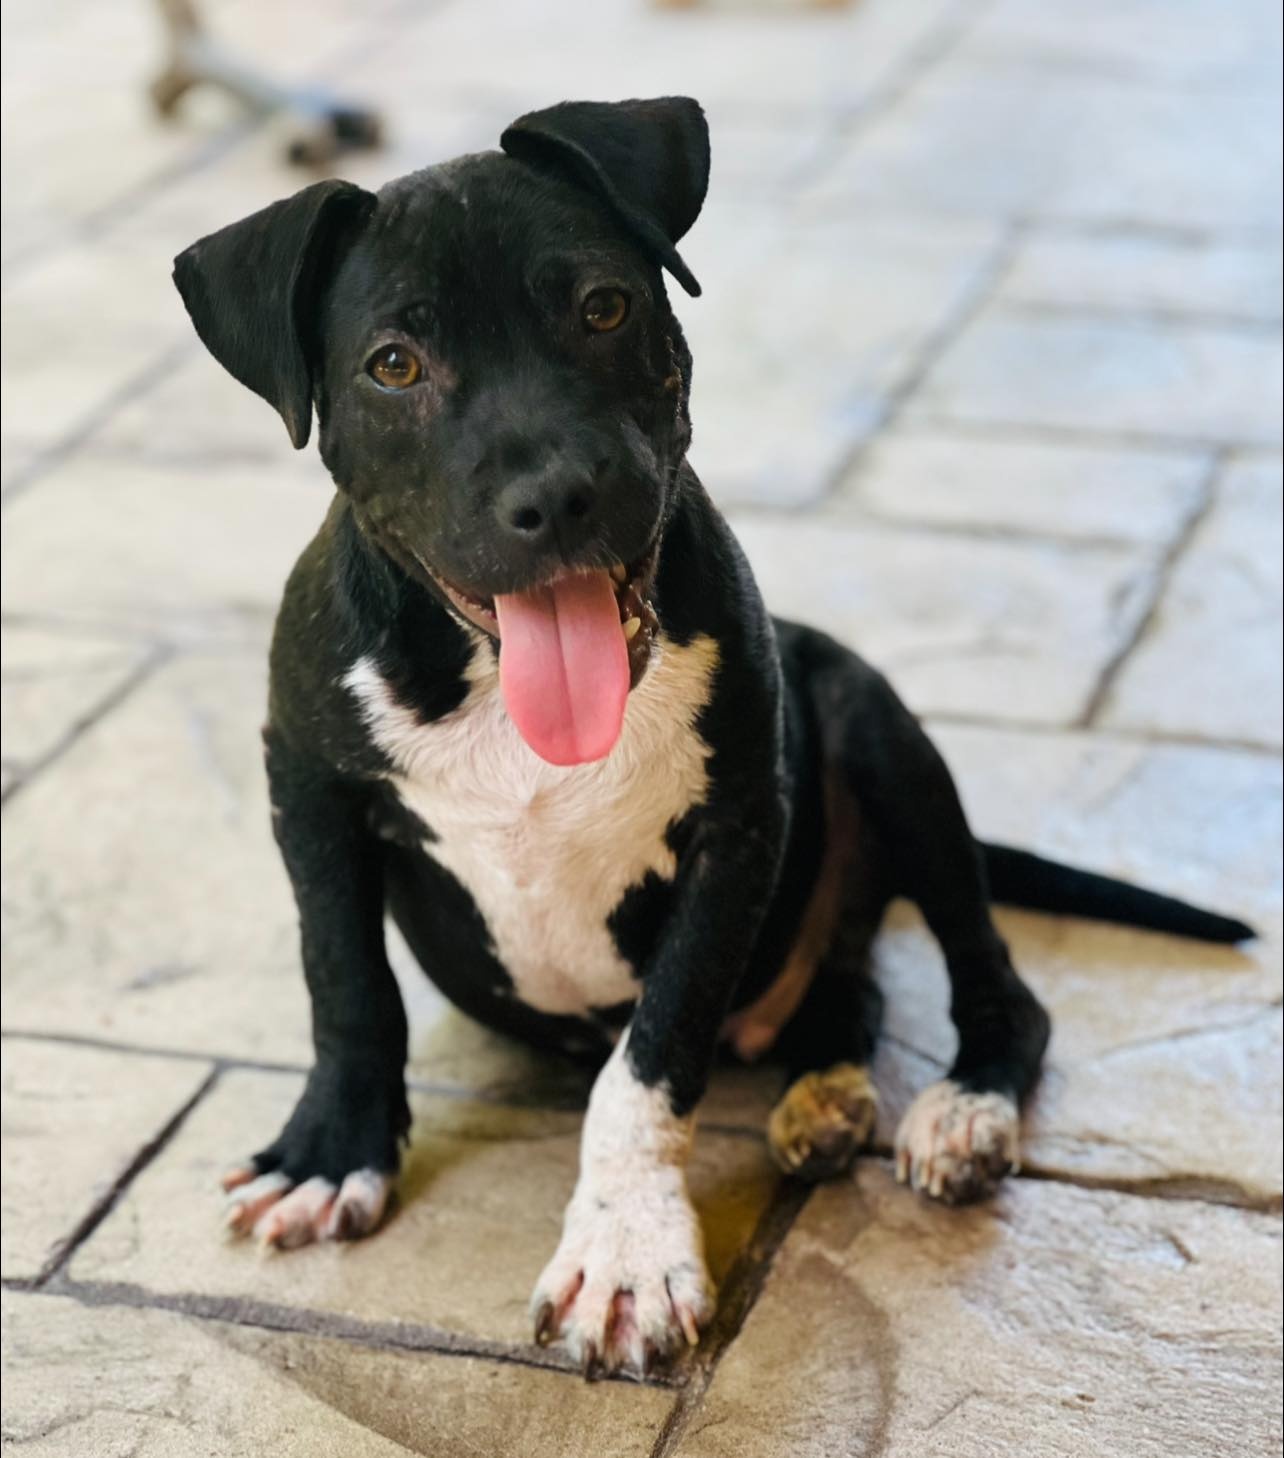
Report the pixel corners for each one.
[611,563,628,584]
[623,617,642,641]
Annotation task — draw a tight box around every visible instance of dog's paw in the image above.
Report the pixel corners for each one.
[222,1165,391,1249]
[894,1079,1020,1204]
[767,1063,877,1182]
[530,1175,714,1377]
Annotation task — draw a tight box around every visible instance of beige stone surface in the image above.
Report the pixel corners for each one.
[0,1291,672,1457]
[0,1040,212,1279]
[1100,454,1284,750]
[907,307,1283,445]
[70,1068,779,1349]
[0,455,321,643]
[679,1165,1284,1458]
[958,0,1283,90]
[872,725,1283,1204]
[681,211,1002,508]
[732,515,1154,724]
[835,426,1207,543]
[0,625,152,788]
[1001,234,1284,323]
[807,63,1282,234]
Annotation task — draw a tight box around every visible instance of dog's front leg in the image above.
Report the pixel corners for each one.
[531,817,784,1376]
[222,731,410,1249]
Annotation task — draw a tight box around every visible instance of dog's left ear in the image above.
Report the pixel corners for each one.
[500,97,709,297]
[173,179,376,449]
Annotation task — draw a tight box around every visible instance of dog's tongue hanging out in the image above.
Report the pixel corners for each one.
[493,571,630,766]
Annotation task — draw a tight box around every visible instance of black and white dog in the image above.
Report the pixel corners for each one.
[174,97,1250,1377]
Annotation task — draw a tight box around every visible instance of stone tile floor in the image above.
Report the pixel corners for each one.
[1,0,1281,1453]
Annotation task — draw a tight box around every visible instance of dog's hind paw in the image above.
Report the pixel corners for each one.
[894,1080,1020,1205]
[767,1063,877,1181]
[222,1165,392,1248]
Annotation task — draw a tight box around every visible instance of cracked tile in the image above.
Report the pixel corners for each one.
[69,1068,778,1351]
[1100,454,1284,750]
[679,1165,1283,1457]
[0,1040,212,1280]
[0,1290,672,1457]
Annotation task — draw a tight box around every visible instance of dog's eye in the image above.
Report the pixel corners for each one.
[367,346,422,390]
[582,289,629,333]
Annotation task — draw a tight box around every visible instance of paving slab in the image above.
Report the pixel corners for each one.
[0,625,153,792]
[833,426,1207,544]
[806,61,1282,234]
[68,1067,779,1352]
[957,0,1284,91]
[1100,453,1284,750]
[873,725,1282,1206]
[683,210,1002,508]
[906,306,1283,446]
[0,1290,672,1457]
[377,0,962,114]
[0,454,321,642]
[678,1165,1283,1458]
[1001,233,1284,324]
[732,515,1155,723]
[0,1039,212,1280]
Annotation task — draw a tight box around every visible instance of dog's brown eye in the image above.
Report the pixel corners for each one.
[367,346,421,389]
[583,289,629,333]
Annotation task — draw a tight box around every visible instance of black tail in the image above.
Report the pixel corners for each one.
[981,842,1255,945]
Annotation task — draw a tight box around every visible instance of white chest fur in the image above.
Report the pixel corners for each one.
[343,634,718,1016]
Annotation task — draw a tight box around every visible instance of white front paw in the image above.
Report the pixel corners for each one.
[531,1170,714,1376]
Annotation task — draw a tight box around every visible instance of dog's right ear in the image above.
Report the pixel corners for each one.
[173,180,375,449]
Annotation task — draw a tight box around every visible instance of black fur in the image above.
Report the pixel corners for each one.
[174,97,1252,1204]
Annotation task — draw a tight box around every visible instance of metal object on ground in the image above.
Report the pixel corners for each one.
[150,0,383,166]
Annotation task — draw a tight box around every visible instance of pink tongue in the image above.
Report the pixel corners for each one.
[494,571,630,765]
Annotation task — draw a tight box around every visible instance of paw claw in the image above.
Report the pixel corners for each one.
[894,1081,1020,1205]
[534,1300,556,1347]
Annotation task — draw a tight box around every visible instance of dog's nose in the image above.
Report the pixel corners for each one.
[496,470,598,546]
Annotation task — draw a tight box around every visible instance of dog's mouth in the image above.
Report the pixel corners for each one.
[425,549,660,768]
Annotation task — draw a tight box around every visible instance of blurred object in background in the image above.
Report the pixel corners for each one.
[150,0,382,165]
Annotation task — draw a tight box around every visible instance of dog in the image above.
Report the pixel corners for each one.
[173,96,1252,1378]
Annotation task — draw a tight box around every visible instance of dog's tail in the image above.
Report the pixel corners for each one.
[981,842,1255,945]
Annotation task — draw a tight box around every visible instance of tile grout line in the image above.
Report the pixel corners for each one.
[788,0,998,195]
[898,411,1275,458]
[648,1180,815,1458]
[20,1064,224,1291]
[1075,447,1228,728]
[2,1274,687,1389]
[1,642,175,809]
[0,338,197,509]
[810,217,1030,512]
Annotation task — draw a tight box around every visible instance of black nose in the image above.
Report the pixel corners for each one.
[496,468,598,546]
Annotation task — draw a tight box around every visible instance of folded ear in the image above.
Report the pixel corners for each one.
[500,97,710,297]
[173,179,376,448]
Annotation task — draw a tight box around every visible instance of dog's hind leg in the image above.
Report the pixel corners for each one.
[763,790,891,1182]
[796,629,1051,1204]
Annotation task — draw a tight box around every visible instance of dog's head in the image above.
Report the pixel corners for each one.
[175,97,709,766]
